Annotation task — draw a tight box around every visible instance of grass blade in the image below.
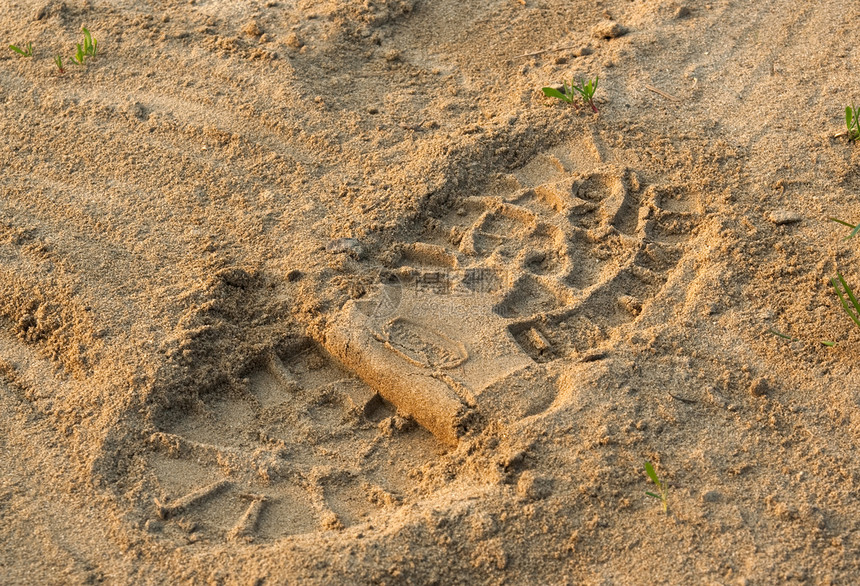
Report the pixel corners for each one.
[833,274,860,330]
[828,218,860,240]
[829,218,856,229]
[9,44,25,55]
[768,328,835,347]
[645,492,661,499]
[833,282,856,326]
[840,273,860,313]
[766,328,797,341]
[644,461,659,486]
[542,87,568,101]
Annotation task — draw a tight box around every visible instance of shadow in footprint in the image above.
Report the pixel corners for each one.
[494,275,565,319]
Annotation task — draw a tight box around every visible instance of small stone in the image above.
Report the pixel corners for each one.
[592,20,628,39]
[572,45,593,57]
[768,209,802,225]
[286,269,303,282]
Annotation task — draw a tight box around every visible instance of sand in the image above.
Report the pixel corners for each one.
[2,0,860,583]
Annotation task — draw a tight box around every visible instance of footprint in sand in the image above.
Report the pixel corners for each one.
[142,141,702,542]
[321,141,702,446]
[144,344,440,544]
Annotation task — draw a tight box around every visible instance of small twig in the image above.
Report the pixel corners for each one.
[668,392,696,404]
[644,84,681,102]
[767,328,797,342]
[515,44,581,59]
[767,327,835,347]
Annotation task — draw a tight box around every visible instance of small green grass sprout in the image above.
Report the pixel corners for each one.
[846,104,860,141]
[9,42,33,57]
[54,55,64,74]
[73,26,98,64]
[828,219,860,334]
[832,273,860,331]
[82,27,97,57]
[542,81,576,106]
[830,217,860,240]
[542,76,600,113]
[572,76,599,113]
[644,461,668,514]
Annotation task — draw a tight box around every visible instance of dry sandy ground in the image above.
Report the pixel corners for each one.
[2,0,860,583]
